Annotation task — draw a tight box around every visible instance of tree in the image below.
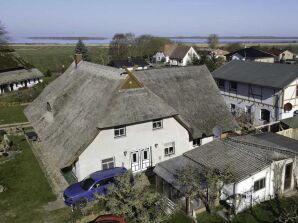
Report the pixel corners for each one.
[109,33,136,60]
[74,39,90,61]
[225,42,244,53]
[200,54,225,72]
[0,21,10,52]
[97,171,167,223]
[207,34,219,49]
[177,165,234,214]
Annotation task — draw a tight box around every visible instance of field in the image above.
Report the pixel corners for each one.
[0,105,28,125]
[0,135,71,223]
[13,44,109,73]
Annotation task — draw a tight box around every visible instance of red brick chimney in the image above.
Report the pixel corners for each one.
[74,54,82,67]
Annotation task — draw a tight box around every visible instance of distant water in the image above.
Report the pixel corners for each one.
[9,37,298,44]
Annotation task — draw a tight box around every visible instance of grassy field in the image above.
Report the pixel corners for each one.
[13,44,109,73]
[0,105,28,125]
[0,135,71,223]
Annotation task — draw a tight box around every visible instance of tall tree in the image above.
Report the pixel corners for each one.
[74,39,90,61]
[97,171,167,223]
[109,33,136,60]
[0,21,10,52]
[207,34,219,49]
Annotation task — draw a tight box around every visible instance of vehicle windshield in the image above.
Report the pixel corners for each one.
[80,177,95,190]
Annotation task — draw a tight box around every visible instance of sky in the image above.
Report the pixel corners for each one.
[1,0,298,38]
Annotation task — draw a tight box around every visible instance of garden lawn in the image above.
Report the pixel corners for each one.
[0,105,28,125]
[0,135,71,223]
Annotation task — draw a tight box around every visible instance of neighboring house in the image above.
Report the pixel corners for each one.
[226,47,275,63]
[153,44,200,66]
[278,116,298,140]
[24,57,237,181]
[0,52,43,94]
[267,48,294,62]
[108,58,149,71]
[154,133,298,215]
[195,47,229,60]
[212,60,298,126]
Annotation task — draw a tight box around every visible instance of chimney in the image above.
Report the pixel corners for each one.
[74,54,82,67]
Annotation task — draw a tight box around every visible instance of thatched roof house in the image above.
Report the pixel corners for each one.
[25,61,237,169]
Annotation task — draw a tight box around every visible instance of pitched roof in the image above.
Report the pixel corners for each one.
[226,47,275,60]
[169,45,192,60]
[135,66,238,137]
[109,58,149,68]
[160,44,177,56]
[280,116,298,128]
[154,134,293,188]
[0,52,33,73]
[25,62,237,168]
[212,60,298,89]
[254,132,298,154]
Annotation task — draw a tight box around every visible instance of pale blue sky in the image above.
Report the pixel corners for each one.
[1,0,297,37]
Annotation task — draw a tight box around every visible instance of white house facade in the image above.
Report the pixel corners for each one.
[226,47,275,63]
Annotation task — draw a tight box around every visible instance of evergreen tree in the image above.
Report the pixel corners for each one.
[74,39,90,61]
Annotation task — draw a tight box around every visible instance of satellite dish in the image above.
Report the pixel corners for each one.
[284,103,293,112]
[213,126,223,139]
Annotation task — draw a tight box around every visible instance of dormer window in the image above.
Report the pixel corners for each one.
[153,119,163,130]
[46,102,52,112]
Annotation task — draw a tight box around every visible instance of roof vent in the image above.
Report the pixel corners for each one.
[46,102,52,112]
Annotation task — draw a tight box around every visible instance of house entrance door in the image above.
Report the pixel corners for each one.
[141,148,150,169]
[284,163,293,190]
[131,151,139,172]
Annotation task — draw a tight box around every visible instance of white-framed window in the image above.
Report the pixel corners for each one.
[114,126,126,137]
[193,138,201,147]
[229,81,237,91]
[164,142,175,156]
[217,79,225,90]
[102,157,115,170]
[254,177,266,192]
[153,119,163,130]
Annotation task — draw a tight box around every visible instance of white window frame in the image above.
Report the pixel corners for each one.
[153,119,163,130]
[114,126,126,138]
[102,157,115,170]
[164,142,175,157]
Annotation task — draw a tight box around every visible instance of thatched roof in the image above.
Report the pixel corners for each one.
[0,68,44,85]
[25,62,237,168]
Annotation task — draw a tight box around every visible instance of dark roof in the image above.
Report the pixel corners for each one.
[226,47,275,60]
[25,62,237,168]
[109,58,149,68]
[280,116,298,128]
[154,134,292,188]
[254,132,298,154]
[169,45,191,60]
[212,60,298,89]
[267,48,285,57]
[0,52,33,73]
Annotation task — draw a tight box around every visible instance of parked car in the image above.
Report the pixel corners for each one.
[89,215,126,223]
[63,167,127,208]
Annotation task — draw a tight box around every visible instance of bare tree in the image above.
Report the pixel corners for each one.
[177,165,235,214]
[207,34,219,49]
[0,21,9,51]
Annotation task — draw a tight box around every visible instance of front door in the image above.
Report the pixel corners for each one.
[131,151,140,172]
[141,148,150,169]
[284,163,293,190]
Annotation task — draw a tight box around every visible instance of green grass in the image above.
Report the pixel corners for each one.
[13,44,109,73]
[0,105,28,125]
[163,211,194,223]
[0,135,71,223]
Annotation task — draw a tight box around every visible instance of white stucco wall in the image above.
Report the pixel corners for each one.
[282,78,298,119]
[75,117,191,180]
[0,78,42,94]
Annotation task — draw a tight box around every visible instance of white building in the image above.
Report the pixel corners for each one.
[153,44,200,66]
[212,60,298,127]
[154,133,298,215]
[25,58,237,181]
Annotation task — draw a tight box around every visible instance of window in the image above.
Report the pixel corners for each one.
[296,86,298,98]
[254,178,266,192]
[245,106,251,114]
[164,142,175,156]
[114,126,126,137]
[230,104,236,111]
[193,138,201,147]
[153,119,163,129]
[217,79,225,90]
[260,109,270,122]
[229,81,237,91]
[102,157,115,170]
